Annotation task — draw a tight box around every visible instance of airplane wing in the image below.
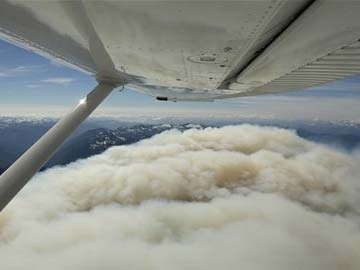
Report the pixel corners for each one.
[1,0,360,101]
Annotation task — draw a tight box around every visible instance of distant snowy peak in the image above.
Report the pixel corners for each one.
[185,124,203,129]
[90,129,127,150]
[87,124,205,152]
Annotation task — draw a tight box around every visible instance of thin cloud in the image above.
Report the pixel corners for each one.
[0,65,39,77]
[10,65,33,73]
[25,84,41,88]
[42,77,75,84]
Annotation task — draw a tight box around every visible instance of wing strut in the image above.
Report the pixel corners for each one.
[0,82,117,211]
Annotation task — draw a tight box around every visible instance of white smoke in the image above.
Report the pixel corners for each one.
[0,125,360,270]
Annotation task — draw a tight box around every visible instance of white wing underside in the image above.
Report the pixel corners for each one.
[0,0,360,101]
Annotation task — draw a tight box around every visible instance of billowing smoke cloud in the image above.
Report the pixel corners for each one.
[0,125,360,269]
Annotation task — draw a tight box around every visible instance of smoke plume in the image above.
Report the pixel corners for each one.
[0,125,359,269]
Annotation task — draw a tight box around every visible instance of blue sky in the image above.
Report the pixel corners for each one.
[0,39,360,121]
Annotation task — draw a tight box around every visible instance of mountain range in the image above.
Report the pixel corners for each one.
[0,117,359,175]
